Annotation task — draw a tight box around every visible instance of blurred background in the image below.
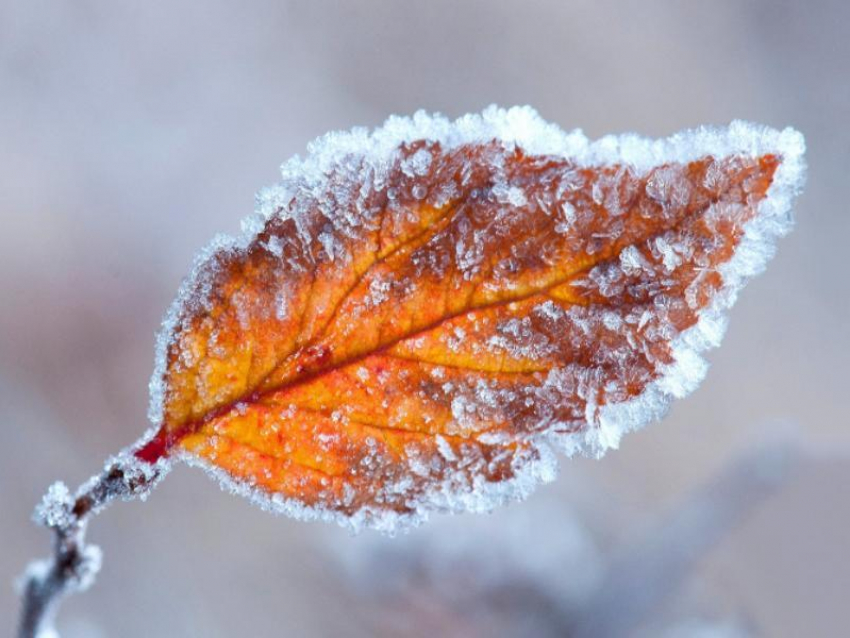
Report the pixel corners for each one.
[1,1,847,636]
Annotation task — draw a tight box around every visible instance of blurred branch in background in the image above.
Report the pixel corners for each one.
[330,434,801,638]
[571,437,798,637]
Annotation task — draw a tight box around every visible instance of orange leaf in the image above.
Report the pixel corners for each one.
[135,107,805,530]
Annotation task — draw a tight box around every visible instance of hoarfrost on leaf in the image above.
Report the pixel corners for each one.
[137,105,805,533]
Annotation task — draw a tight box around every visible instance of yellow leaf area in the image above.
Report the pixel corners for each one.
[138,140,780,518]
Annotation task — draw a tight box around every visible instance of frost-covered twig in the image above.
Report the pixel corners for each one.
[17,456,167,638]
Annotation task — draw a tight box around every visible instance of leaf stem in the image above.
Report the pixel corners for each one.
[17,457,166,638]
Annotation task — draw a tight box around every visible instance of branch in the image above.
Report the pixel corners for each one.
[17,456,167,638]
[570,439,799,637]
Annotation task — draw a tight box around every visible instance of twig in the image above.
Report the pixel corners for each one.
[17,456,166,638]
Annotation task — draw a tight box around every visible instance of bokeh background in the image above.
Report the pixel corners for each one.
[1,1,847,636]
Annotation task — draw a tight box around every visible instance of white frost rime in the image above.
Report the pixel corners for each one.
[146,106,805,533]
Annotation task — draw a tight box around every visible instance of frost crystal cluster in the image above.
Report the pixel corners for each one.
[138,106,805,532]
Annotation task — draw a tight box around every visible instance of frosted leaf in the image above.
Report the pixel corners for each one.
[141,106,805,533]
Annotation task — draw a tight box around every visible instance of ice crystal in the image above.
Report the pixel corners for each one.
[146,106,805,532]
